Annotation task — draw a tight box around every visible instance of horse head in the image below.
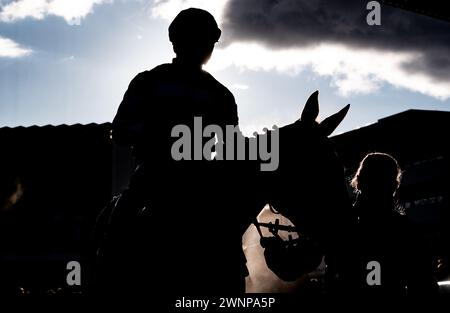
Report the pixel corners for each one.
[252,91,352,282]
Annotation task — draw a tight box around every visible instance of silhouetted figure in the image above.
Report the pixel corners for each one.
[347,152,438,297]
[96,9,354,301]
[96,8,245,300]
[112,8,237,164]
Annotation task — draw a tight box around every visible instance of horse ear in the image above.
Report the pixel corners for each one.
[300,90,320,123]
[320,104,350,137]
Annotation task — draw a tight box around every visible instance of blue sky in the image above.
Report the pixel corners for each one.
[0,0,449,136]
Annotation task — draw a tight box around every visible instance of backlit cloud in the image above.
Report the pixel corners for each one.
[0,35,32,57]
[0,0,112,25]
[222,0,450,97]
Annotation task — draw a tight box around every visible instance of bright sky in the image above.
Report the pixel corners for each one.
[1,0,449,136]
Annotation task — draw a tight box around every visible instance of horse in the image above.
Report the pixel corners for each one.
[235,90,353,293]
[93,90,353,300]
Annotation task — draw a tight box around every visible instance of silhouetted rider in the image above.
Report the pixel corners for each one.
[112,8,238,167]
[102,8,247,296]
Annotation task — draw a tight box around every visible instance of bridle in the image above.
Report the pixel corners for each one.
[252,204,324,281]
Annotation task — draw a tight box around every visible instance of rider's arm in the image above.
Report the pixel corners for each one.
[112,73,148,147]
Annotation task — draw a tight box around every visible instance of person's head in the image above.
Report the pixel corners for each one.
[351,152,402,198]
[169,8,221,66]
[0,174,23,212]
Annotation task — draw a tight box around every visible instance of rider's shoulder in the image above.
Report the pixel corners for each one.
[125,64,172,90]
[202,70,235,99]
[132,63,173,81]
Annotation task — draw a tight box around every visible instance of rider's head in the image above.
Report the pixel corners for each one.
[169,8,221,67]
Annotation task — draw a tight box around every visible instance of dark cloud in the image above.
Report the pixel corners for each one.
[221,0,450,82]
